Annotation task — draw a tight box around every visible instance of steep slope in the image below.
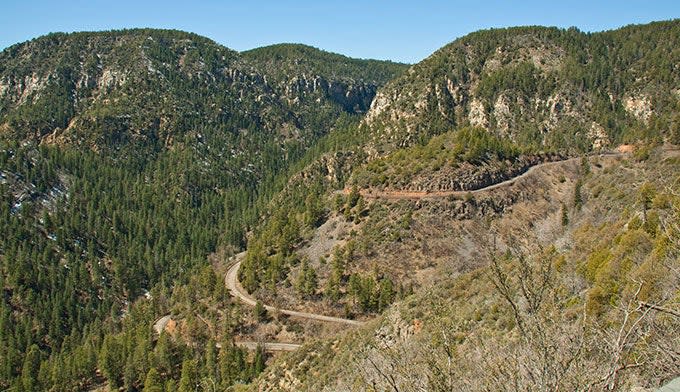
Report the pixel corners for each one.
[364,21,680,156]
[0,29,405,152]
[240,21,680,391]
[243,44,406,114]
[0,29,406,391]
[237,21,680,321]
[253,145,680,392]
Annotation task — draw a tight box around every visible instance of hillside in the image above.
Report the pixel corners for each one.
[253,144,680,392]
[239,21,680,391]
[363,22,680,156]
[0,29,405,391]
[1,20,679,392]
[239,20,680,313]
[0,30,406,149]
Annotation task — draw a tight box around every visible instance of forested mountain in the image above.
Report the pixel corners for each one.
[1,20,679,392]
[364,21,679,156]
[0,29,405,391]
[0,29,406,149]
[239,21,680,391]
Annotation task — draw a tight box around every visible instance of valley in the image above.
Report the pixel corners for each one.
[0,20,679,392]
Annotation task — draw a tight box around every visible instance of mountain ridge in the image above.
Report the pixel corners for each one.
[0,21,679,391]
[363,21,680,157]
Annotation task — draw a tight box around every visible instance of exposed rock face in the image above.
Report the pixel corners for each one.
[0,73,49,106]
[544,92,577,127]
[0,31,403,151]
[493,93,512,135]
[361,23,679,156]
[96,68,128,92]
[404,153,564,193]
[283,75,377,113]
[624,95,652,123]
[422,189,521,220]
[374,309,417,349]
[365,90,390,124]
[587,122,610,150]
[468,98,488,128]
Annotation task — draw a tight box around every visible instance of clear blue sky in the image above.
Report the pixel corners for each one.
[1,1,679,63]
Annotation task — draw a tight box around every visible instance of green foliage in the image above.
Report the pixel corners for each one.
[348,273,395,313]
[143,367,163,392]
[20,345,41,392]
[0,26,398,390]
[561,202,569,226]
[242,43,407,87]
[366,21,680,155]
[254,300,268,323]
[355,126,525,189]
[295,259,319,299]
[573,179,583,210]
[251,345,267,378]
[477,61,543,103]
[177,359,197,392]
[2,21,680,391]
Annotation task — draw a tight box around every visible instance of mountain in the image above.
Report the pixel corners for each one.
[241,21,680,391]
[0,29,405,150]
[1,21,679,392]
[0,29,406,391]
[363,22,680,156]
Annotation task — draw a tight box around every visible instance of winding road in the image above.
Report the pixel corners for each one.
[220,151,626,352]
[151,152,629,352]
[350,153,622,201]
[225,253,365,326]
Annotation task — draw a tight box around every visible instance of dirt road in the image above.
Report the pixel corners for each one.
[225,253,365,326]
[221,152,626,350]
[349,154,621,201]
[234,341,302,352]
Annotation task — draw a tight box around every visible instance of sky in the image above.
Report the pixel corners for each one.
[1,1,679,64]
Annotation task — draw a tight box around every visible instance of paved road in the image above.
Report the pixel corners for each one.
[225,253,365,326]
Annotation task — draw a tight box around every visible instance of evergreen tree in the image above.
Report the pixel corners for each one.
[99,335,123,388]
[574,179,583,210]
[177,359,196,392]
[251,345,266,378]
[219,342,246,386]
[254,300,268,322]
[143,367,163,392]
[20,344,40,392]
[561,202,569,226]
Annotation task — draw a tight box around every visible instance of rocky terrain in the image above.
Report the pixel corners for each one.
[362,22,680,157]
[1,21,679,391]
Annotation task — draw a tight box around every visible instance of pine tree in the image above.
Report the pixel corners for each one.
[573,179,583,210]
[295,259,318,298]
[204,340,217,382]
[325,273,340,302]
[251,345,266,378]
[20,344,41,392]
[99,335,123,388]
[143,367,163,392]
[378,277,395,312]
[219,342,246,386]
[561,202,569,226]
[177,359,196,392]
[254,300,267,322]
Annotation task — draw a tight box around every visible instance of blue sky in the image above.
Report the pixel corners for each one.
[1,1,679,63]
